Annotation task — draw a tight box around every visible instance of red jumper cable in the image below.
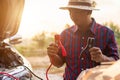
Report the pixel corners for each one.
[46,34,67,80]
[0,72,19,80]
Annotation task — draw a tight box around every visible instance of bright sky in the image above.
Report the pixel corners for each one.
[18,0,120,38]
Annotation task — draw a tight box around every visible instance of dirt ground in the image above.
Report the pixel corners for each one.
[26,56,65,80]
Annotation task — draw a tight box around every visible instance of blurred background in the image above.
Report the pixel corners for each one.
[14,0,120,79]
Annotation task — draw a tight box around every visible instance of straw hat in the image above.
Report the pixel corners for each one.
[60,0,99,10]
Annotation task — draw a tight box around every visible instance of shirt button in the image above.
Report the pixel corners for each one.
[81,68,84,71]
[88,45,92,48]
[81,57,84,60]
[81,47,84,49]
[82,37,84,39]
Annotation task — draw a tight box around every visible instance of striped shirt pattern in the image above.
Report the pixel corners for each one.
[60,18,119,80]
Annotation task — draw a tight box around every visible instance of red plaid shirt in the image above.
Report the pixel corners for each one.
[60,18,119,80]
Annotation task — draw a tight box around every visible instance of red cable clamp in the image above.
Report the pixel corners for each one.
[55,34,67,57]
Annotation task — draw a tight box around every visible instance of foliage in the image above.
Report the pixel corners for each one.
[15,41,38,56]
[32,31,55,49]
[15,31,55,57]
[15,22,120,57]
[103,22,120,39]
[32,32,46,49]
[64,24,70,29]
[103,22,120,54]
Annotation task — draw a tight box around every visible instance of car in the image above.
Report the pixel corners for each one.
[0,0,34,79]
[77,60,120,80]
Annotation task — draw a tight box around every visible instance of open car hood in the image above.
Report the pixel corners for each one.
[0,0,24,41]
[77,61,120,80]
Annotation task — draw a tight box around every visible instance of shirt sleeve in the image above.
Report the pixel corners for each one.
[105,30,119,60]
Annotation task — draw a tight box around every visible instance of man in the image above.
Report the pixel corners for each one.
[47,0,119,80]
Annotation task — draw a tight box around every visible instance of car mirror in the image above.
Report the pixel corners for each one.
[9,35,22,45]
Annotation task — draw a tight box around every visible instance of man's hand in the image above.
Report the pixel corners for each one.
[47,42,65,67]
[47,42,59,57]
[89,47,105,62]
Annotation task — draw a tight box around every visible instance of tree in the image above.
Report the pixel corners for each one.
[32,32,46,49]
[103,22,120,39]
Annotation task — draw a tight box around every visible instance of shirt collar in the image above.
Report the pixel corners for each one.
[73,18,97,35]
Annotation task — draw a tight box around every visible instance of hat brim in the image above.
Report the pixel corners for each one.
[60,5,99,10]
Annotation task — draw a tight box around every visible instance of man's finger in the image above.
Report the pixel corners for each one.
[89,47,99,52]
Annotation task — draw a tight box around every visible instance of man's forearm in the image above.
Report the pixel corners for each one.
[49,54,65,68]
[102,55,116,62]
